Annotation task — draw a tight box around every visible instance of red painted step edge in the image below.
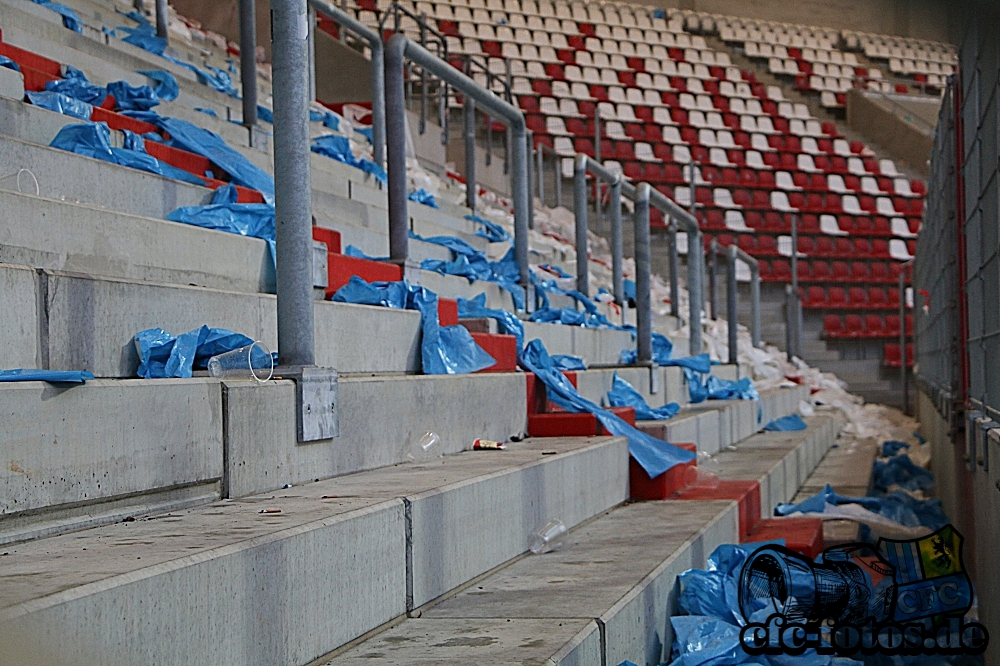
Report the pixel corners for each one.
[673,479,762,540]
[524,371,578,415]
[0,41,61,77]
[438,298,459,326]
[629,442,697,500]
[528,406,635,438]
[744,517,824,560]
[90,106,159,136]
[312,227,343,254]
[325,253,403,298]
[470,333,518,373]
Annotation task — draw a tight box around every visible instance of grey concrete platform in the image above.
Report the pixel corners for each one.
[324,499,738,666]
[0,436,626,666]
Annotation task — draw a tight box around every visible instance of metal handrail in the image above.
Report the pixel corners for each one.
[308,0,387,167]
[707,241,762,361]
[385,34,531,294]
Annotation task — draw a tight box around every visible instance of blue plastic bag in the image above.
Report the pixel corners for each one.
[0,369,94,383]
[415,233,525,311]
[763,414,807,431]
[162,55,239,97]
[311,134,387,183]
[107,80,159,110]
[670,615,761,665]
[29,0,83,32]
[881,440,911,457]
[621,333,710,370]
[333,277,496,375]
[0,55,21,72]
[871,454,935,493]
[408,188,438,208]
[774,483,883,516]
[118,23,166,54]
[256,105,274,123]
[138,70,179,102]
[685,369,759,404]
[27,91,94,120]
[166,185,275,241]
[125,112,275,203]
[607,372,680,421]
[551,354,587,371]
[521,339,695,477]
[135,325,254,379]
[468,214,511,242]
[457,293,525,354]
[195,107,218,117]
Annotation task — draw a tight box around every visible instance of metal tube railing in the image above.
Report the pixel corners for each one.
[574,155,625,305]
[238,0,257,130]
[609,178,623,309]
[464,95,476,210]
[708,238,718,320]
[705,242,762,361]
[634,183,653,364]
[573,155,590,296]
[308,0,386,167]
[155,0,168,40]
[899,266,909,415]
[272,0,316,367]
[385,35,531,292]
[537,144,562,208]
[668,218,679,319]
[727,245,739,365]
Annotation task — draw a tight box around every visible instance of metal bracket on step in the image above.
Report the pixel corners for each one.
[649,363,660,395]
[279,366,340,442]
[313,240,329,290]
[976,418,999,473]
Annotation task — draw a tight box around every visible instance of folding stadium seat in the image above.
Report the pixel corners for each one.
[757,235,777,255]
[879,159,899,176]
[851,262,870,282]
[738,235,756,253]
[800,137,820,154]
[844,314,864,337]
[797,154,819,172]
[865,315,886,337]
[824,315,844,338]
[825,287,847,307]
[797,236,816,254]
[815,236,835,255]
[831,260,850,281]
[884,343,903,367]
[773,260,793,281]
[775,172,799,191]
[871,262,890,282]
[806,286,828,307]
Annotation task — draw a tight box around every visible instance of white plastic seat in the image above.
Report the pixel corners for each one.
[876,197,896,216]
[652,74,672,91]
[539,97,560,115]
[512,77,533,94]
[745,99,764,115]
[805,120,823,137]
[687,78,706,95]
[714,188,738,208]
[826,175,848,192]
[625,88,644,105]
[576,51,595,68]
[582,67,601,83]
[688,110,708,128]
[879,159,899,176]
[841,195,863,214]
[771,191,795,212]
[564,65,584,82]
[725,211,750,231]
[592,52,611,69]
[559,99,582,117]
[526,61,547,78]
[679,93,698,110]
[597,101,617,119]
[801,137,821,154]
[673,145,692,164]
[600,69,619,85]
[750,134,771,151]
[553,136,575,155]
[820,91,839,107]
[716,131,736,149]
[757,116,777,134]
[729,98,747,115]
[891,217,917,238]
[604,121,626,139]
[677,62,694,78]
[635,142,656,162]
[743,151,765,169]
[847,157,866,176]
[663,126,683,144]
[889,239,913,261]
[797,154,819,172]
[546,117,569,135]
[616,104,637,122]
[860,176,880,195]
[766,85,784,101]
[608,87,627,103]
[706,113,725,129]
[777,101,795,118]
[833,139,851,156]
[776,171,799,190]
[740,115,758,133]
[788,119,807,136]
[893,178,914,196]
[699,129,718,146]
[550,81,571,97]
[820,214,849,236]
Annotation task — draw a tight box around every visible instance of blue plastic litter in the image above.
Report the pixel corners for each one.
[624,278,636,301]
[43,70,107,106]
[256,105,273,123]
[29,0,83,32]
[0,55,20,72]
[685,369,759,404]
[135,325,255,378]
[343,245,389,261]
[415,233,525,311]
[457,293,526,354]
[27,91,94,120]
[539,263,571,278]
[138,69,179,102]
[106,80,159,110]
[607,372,680,421]
[763,413,807,431]
[669,615,761,665]
[408,188,438,208]
[118,23,166,55]
[333,277,496,375]
[309,108,342,130]
[620,332,708,368]
[48,122,204,185]
[521,339,695,477]
[872,453,935,493]
[551,354,587,371]
[195,107,218,117]
[355,125,373,141]
[166,183,275,242]
[310,134,387,183]
[0,369,94,383]
[774,483,882,516]
[125,112,275,203]
[468,214,511,242]
[881,439,911,457]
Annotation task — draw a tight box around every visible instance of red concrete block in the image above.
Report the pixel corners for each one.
[91,107,159,136]
[0,41,61,77]
[438,298,459,326]
[528,406,635,437]
[18,65,59,92]
[471,333,518,373]
[745,517,824,560]
[524,371,579,415]
[325,253,403,298]
[312,227,343,254]
[673,479,762,540]
[144,140,212,177]
[630,442,697,500]
[598,406,635,432]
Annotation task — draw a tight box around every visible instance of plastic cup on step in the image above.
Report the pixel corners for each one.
[684,452,721,489]
[529,518,568,554]
[407,431,441,462]
[207,341,273,382]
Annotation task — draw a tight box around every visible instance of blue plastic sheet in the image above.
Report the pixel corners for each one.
[551,354,587,371]
[309,108,342,130]
[333,277,496,375]
[468,214,511,242]
[44,72,107,105]
[670,615,762,666]
[881,439,911,457]
[107,80,159,110]
[0,369,94,383]
[0,55,21,72]
[607,372,680,421]
[415,233,525,311]
[163,55,239,97]
[27,91,94,120]
[457,293,526,354]
[138,69,179,102]
[624,278,636,301]
[135,325,254,378]
[408,188,438,208]
[539,263,571,278]
[195,107,218,117]
[774,483,882,516]
[167,183,275,242]
[256,105,273,123]
[531,282,624,331]
[30,0,83,32]
[872,453,935,493]
[311,134,387,183]
[763,414,807,431]
[125,112,275,203]
[685,369,759,404]
[620,332,707,367]
[49,122,204,185]
[521,339,695,477]
[117,23,166,54]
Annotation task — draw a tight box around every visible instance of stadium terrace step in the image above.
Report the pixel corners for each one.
[0,435,628,666]
[322,499,738,666]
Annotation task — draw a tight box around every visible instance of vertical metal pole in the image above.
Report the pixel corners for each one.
[370,41,386,168]
[785,285,795,362]
[900,269,909,415]
[727,245,738,365]
[688,162,703,356]
[385,35,409,264]
[594,110,601,162]
[709,238,718,320]
[272,0,315,367]
[555,153,562,207]
[504,61,512,175]
[419,15,427,135]
[511,130,531,296]
[537,146,545,206]
[573,155,589,296]
[526,130,535,231]
[486,114,493,165]
[465,96,476,210]
[635,183,652,364]
[155,0,168,40]
[751,264,761,349]
[307,5,316,102]
[669,217,679,318]
[790,214,801,359]
[610,177,623,307]
[239,0,258,129]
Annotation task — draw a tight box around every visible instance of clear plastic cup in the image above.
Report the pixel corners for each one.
[529,518,568,554]
[683,451,721,489]
[407,431,441,462]
[207,341,274,382]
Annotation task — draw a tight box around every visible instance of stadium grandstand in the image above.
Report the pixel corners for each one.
[0,0,993,664]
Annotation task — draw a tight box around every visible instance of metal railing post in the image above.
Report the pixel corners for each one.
[537,145,545,206]
[555,152,562,208]
[526,130,534,232]
[709,237,718,320]
[155,0,168,40]
[635,183,652,364]
[272,0,315,367]
[610,177,623,307]
[594,110,601,163]
[750,259,761,349]
[785,285,795,362]
[239,0,258,130]
[900,268,909,415]
[790,214,803,359]
[668,217,679,318]
[727,245,738,365]
[307,4,316,102]
[385,34,409,264]
[464,94,476,210]
[573,154,589,296]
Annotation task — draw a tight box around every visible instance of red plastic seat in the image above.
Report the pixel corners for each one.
[832,261,850,280]
[772,259,792,280]
[888,288,901,307]
[798,237,815,254]
[847,287,867,307]
[884,343,902,367]
[865,315,886,337]
[885,315,901,336]
[816,237,835,255]
[812,261,832,280]
[797,261,812,280]
[757,171,776,188]
[806,286,828,307]
[757,235,777,254]
[851,262,870,281]
[845,314,864,337]
[871,262,889,282]
[868,288,888,307]
[853,238,872,256]
[824,315,844,337]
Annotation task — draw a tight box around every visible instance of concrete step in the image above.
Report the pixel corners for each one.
[322,499,738,666]
[0,435,629,665]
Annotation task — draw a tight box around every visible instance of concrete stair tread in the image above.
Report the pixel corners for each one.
[0,435,624,611]
[324,499,737,666]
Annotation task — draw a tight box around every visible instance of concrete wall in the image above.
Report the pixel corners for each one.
[846,90,935,176]
[315,31,374,104]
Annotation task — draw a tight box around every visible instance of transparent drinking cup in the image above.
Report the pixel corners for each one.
[207,341,274,382]
[529,519,568,554]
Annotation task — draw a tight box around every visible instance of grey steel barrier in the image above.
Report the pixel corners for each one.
[385,35,531,293]
[706,241,763,363]
[307,0,386,168]
[239,0,258,130]
[571,155,624,315]
[537,143,563,209]
[154,0,168,40]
